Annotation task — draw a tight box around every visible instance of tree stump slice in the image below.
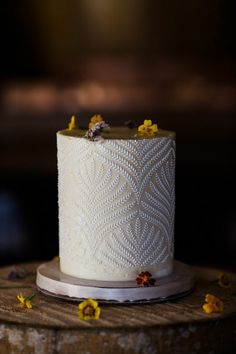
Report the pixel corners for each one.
[0,262,235,354]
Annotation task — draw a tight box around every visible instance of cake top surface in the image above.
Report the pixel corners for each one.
[58,126,175,140]
[58,115,175,141]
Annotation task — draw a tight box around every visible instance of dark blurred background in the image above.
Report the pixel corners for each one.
[0,0,235,268]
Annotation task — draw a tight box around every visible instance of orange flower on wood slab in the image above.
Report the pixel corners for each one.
[202,293,224,314]
[136,271,156,287]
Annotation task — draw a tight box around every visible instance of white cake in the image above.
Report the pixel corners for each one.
[57,126,175,281]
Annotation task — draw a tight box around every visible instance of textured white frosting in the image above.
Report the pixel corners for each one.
[57,131,176,281]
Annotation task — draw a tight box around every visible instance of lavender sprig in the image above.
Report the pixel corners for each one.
[85,121,110,141]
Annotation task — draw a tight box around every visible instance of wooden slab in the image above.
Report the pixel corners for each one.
[0,262,235,354]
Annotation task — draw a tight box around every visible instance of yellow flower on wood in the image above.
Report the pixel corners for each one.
[89,114,103,129]
[68,115,76,130]
[217,272,231,288]
[78,298,101,320]
[138,119,158,136]
[17,293,33,309]
[202,293,224,314]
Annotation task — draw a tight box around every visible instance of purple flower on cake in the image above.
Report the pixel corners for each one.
[85,120,110,141]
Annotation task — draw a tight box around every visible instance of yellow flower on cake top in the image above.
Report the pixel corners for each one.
[89,114,103,129]
[138,120,158,136]
[78,298,101,321]
[202,293,224,314]
[17,293,33,309]
[68,115,76,130]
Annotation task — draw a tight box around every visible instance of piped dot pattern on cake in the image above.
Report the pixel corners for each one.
[57,129,175,281]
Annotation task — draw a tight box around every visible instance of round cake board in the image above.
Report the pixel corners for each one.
[36,260,194,304]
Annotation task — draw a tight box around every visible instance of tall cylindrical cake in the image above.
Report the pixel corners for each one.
[57,127,175,281]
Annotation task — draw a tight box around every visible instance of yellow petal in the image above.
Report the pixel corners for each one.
[91,115,102,124]
[78,300,88,311]
[20,302,25,309]
[87,298,98,309]
[205,294,218,304]
[203,303,215,314]
[151,124,158,133]
[68,115,76,130]
[138,125,147,133]
[78,310,84,320]
[25,300,32,309]
[17,293,25,304]
[94,306,101,320]
[89,115,103,128]
[78,298,98,311]
[144,120,152,126]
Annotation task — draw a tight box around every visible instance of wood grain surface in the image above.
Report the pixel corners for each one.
[0,262,235,354]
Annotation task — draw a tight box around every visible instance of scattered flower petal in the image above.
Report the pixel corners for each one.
[143,119,152,126]
[217,272,231,288]
[78,298,101,320]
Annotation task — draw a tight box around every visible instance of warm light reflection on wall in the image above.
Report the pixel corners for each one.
[2,0,231,81]
[2,78,236,115]
[80,0,144,48]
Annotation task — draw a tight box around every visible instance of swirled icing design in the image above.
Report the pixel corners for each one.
[57,133,175,281]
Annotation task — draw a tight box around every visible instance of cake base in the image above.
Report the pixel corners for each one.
[36,260,194,303]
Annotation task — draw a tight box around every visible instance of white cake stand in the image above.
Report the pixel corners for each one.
[36,260,194,303]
